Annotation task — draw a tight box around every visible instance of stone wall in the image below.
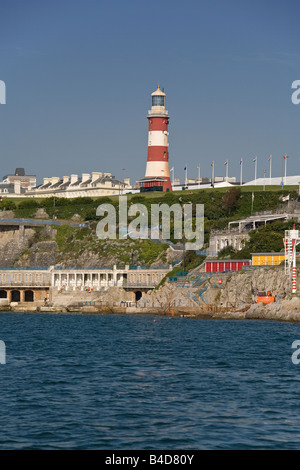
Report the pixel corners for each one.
[0,226,35,265]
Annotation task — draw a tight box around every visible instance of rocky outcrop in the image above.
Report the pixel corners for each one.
[51,286,133,308]
[0,226,35,266]
[136,266,295,313]
[217,267,290,306]
[0,210,15,219]
[137,283,200,310]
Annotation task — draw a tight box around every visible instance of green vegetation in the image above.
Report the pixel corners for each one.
[53,223,169,266]
[218,220,300,260]
[1,186,298,269]
[0,186,296,227]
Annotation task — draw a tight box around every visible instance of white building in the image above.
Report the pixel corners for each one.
[25,172,132,198]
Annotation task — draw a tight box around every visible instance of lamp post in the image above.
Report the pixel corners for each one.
[197,164,200,185]
[253,157,257,185]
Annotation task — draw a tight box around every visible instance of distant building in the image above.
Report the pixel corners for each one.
[26,172,132,198]
[0,182,26,196]
[214,176,236,183]
[204,259,250,273]
[251,253,285,266]
[2,168,36,190]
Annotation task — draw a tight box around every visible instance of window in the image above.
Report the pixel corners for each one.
[152,96,165,107]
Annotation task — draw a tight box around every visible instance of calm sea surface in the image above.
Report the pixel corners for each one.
[1,312,300,449]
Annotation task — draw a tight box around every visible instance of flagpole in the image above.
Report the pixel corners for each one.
[240,159,243,186]
[185,164,188,186]
[211,162,214,186]
[226,161,228,180]
[197,164,200,184]
[284,154,287,185]
[254,157,257,185]
[269,155,272,182]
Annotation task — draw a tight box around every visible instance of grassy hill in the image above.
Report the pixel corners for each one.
[0,186,297,268]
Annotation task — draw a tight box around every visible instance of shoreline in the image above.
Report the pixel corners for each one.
[2,303,300,323]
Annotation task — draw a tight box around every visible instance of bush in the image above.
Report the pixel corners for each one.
[0,199,16,211]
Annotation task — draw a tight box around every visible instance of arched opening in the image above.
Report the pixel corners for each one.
[24,290,34,302]
[135,291,142,302]
[0,290,7,298]
[11,290,20,302]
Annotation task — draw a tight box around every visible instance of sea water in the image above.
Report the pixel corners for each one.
[0,312,300,450]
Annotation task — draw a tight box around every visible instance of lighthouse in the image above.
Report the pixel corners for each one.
[138,86,172,192]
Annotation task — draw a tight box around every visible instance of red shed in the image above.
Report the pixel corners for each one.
[205,259,250,273]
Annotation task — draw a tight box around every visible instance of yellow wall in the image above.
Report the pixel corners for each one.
[252,254,285,266]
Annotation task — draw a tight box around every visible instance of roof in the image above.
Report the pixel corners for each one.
[251,252,285,256]
[205,259,250,263]
[49,180,63,189]
[80,178,92,186]
[137,176,167,183]
[15,168,25,176]
[70,178,82,187]
[228,214,288,227]
[151,85,166,97]
[0,182,26,193]
[59,181,70,190]
[38,182,52,189]
[91,175,123,186]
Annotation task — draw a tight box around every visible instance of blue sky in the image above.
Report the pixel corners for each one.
[0,0,299,185]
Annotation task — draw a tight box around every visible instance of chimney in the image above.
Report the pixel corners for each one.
[82,173,90,183]
[14,180,21,194]
[124,177,131,187]
[92,172,102,182]
[50,177,60,185]
[63,176,69,184]
[70,174,78,185]
[43,177,51,185]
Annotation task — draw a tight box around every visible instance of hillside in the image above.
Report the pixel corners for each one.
[0,186,297,267]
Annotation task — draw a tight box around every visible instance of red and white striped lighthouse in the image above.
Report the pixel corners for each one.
[140,85,172,192]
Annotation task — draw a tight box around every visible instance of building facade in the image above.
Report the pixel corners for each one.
[0,168,36,195]
[25,172,132,198]
[0,265,172,305]
[251,253,286,266]
[204,259,250,273]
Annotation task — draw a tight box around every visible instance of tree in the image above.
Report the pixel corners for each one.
[221,187,241,214]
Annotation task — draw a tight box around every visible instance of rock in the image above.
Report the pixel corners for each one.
[0,210,15,219]
[71,214,82,222]
[35,208,49,219]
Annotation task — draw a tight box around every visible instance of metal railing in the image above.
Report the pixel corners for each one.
[0,218,87,228]
[53,266,114,270]
[0,282,50,287]
[0,266,49,271]
[122,282,157,288]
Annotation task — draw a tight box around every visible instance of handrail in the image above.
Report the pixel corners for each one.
[0,218,87,227]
